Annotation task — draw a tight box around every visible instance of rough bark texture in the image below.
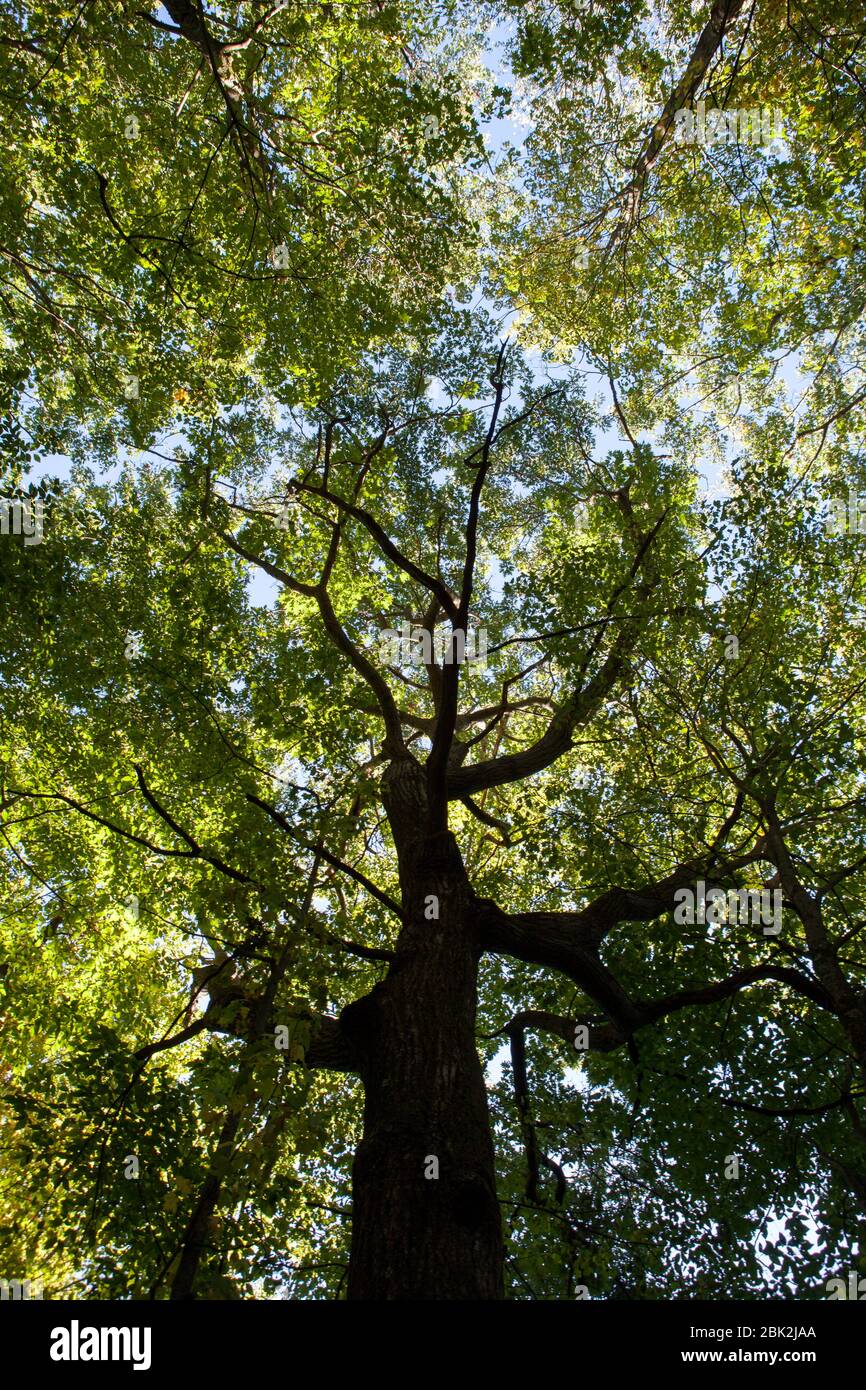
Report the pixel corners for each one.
[344,757,504,1299]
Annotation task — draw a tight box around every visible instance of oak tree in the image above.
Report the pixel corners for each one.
[1,0,865,1300]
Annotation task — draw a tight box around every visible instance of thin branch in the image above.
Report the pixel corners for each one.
[245,792,402,925]
[291,478,459,621]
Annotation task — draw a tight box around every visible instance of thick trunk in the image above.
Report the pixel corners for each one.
[343,758,503,1299]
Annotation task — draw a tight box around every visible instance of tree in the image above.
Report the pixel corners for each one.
[0,0,483,439]
[1,0,865,1301]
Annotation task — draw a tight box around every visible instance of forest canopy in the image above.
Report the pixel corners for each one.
[1,0,866,1301]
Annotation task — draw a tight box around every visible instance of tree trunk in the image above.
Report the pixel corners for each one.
[343,758,503,1299]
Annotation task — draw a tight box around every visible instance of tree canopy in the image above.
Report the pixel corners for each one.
[1,0,866,1301]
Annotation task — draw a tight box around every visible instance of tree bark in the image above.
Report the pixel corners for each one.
[344,757,503,1299]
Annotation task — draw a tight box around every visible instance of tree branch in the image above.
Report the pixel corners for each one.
[291,478,458,621]
[133,764,251,885]
[427,344,509,828]
[446,630,639,798]
[214,523,405,754]
[245,792,402,925]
